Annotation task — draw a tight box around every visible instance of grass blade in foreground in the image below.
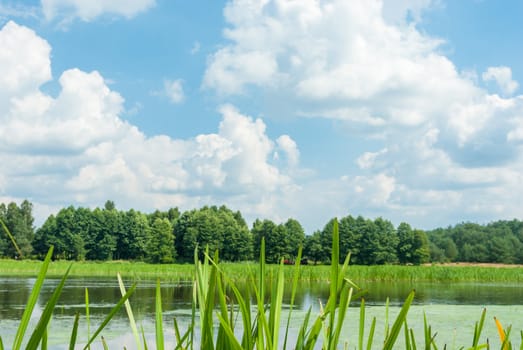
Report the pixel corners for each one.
[118,273,142,350]
[85,288,91,350]
[82,282,137,350]
[12,247,54,350]
[155,279,164,350]
[383,290,415,350]
[68,313,80,350]
[0,218,22,258]
[26,263,73,350]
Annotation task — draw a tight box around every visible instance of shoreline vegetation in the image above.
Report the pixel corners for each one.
[0,219,519,349]
[2,259,523,282]
[3,199,523,267]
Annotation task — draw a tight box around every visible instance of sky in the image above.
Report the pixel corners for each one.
[0,0,522,234]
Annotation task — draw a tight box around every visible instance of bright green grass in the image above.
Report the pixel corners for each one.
[2,259,523,282]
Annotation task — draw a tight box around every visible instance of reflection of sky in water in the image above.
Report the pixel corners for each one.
[1,277,523,349]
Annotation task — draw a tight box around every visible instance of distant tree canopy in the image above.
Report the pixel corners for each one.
[2,199,523,265]
[174,205,252,262]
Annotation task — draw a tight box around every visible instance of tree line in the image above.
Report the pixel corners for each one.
[1,200,522,265]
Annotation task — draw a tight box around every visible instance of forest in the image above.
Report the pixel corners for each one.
[1,199,523,265]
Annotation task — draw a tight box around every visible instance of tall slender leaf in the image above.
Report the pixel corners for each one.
[85,288,90,349]
[0,217,22,258]
[366,317,376,350]
[12,247,54,350]
[359,299,365,350]
[68,313,80,350]
[283,245,303,350]
[26,263,72,350]
[118,273,142,350]
[82,283,137,350]
[383,290,415,350]
[155,279,164,350]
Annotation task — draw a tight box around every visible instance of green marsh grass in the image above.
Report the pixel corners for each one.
[3,260,523,283]
[0,217,519,349]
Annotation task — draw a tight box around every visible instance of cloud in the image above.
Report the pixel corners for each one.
[482,66,519,96]
[41,0,155,23]
[0,21,51,97]
[201,0,523,229]
[0,21,299,226]
[164,79,185,104]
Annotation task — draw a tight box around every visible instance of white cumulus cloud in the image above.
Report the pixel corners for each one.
[0,21,300,226]
[201,0,523,229]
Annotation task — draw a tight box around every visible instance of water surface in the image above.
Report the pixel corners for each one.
[1,277,522,349]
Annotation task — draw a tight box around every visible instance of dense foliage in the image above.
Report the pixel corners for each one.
[1,199,522,264]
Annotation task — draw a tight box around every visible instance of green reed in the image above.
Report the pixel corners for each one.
[0,217,518,349]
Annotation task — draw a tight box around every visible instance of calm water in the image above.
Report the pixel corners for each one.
[1,276,523,349]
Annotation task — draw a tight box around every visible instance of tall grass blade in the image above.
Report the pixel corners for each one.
[82,282,137,350]
[283,245,303,350]
[366,317,376,350]
[85,288,91,350]
[68,313,80,350]
[216,315,244,350]
[326,218,340,350]
[215,259,231,350]
[472,309,487,349]
[331,284,353,349]
[268,258,285,350]
[26,263,72,350]
[0,218,22,258]
[0,336,4,350]
[141,326,149,350]
[404,321,412,350]
[40,329,47,350]
[118,273,142,350]
[410,328,418,350]
[155,279,164,350]
[384,297,390,340]
[383,290,415,350]
[101,336,109,350]
[303,316,324,350]
[294,306,312,350]
[173,318,192,349]
[359,299,365,350]
[12,247,54,350]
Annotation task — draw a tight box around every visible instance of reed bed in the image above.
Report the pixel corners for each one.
[1,219,522,349]
[2,259,523,283]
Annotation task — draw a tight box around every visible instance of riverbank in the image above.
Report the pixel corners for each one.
[2,259,523,282]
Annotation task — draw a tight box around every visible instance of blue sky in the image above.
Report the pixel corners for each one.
[1,0,522,233]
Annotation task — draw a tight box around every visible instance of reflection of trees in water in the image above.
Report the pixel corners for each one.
[3,277,523,322]
[0,278,32,319]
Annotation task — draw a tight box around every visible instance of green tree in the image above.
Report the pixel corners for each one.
[114,210,150,260]
[411,229,430,265]
[374,217,399,264]
[147,218,175,263]
[284,218,305,258]
[338,215,361,264]
[0,200,35,258]
[252,219,278,262]
[174,206,251,262]
[34,206,86,260]
[397,222,414,264]
[304,231,324,264]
